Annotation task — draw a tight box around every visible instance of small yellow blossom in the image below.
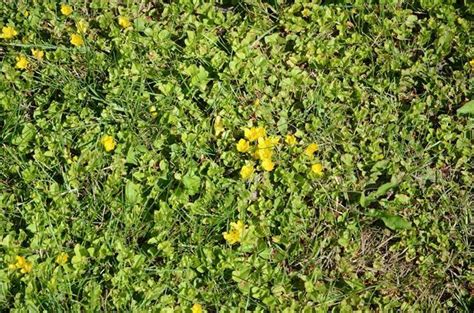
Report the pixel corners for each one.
[101,135,116,152]
[70,33,84,47]
[31,49,44,60]
[1,26,18,39]
[261,158,274,171]
[149,105,158,118]
[56,252,69,265]
[15,55,29,69]
[302,8,311,18]
[304,143,319,158]
[254,98,260,106]
[256,148,272,160]
[236,139,250,153]
[470,59,474,68]
[240,164,254,180]
[24,11,29,17]
[214,116,224,136]
[223,220,245,244]
[20,263,32,274]
[118,16,132,29]
[244,127,266,142]
[256,136,278,159]
[257,136,279,149]
[191,303,203,313]
[60,4,73,16]
[76,19,88,34]
[311,163,323,176]
[285,134,297,146]
[11,256,33,274]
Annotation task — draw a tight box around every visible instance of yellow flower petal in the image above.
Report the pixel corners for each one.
[56,252,69,265]
[13,256,32,274]
[118,16,132,29]
[256,148,272,160]
[1,26,18,39]
[101,135,116,152]
[236,139,250,153]
[70,33,84,47]
[285,134,297,146]
[191,303,203,313]
[61,4,73,16]
[149,105,158,118]
[76,19,88,34]
[244,127,266,142]
[311,163,323,176]
[31,49,44,60]
[223,220,245,244]
[15,55,29,69]
[304,143,319,158]
[240,164,254,180]
[214,116,224,136]
[261,158,274,171]
[20,262,33,273]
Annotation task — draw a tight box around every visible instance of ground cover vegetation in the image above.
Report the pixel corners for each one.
[0,0,473,311]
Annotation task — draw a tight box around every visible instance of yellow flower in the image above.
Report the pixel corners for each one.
[149,105,158,118]
[60,4,73,16]
[244,127,266,142]
[76,19,88,34]
[191,303,203,313]
[257,136,279,149]
[31,49,44,60]
[256,136,278,160]
[56,252,69,265]
[311,163,323,176]
[302,8,311,17]
[256,148,272,160]
[223,220,245,245]
[15,55,29,69]
[214,116,224,136]
[236,139,250,153]
[12,256,25,268]
[1,26,18,39]
[70,33,84,47]
[118,16,132,29]
[240,164,254,180]
[20,263,32,274]
[261,158,274,171]
[304,143,319,158]
[11,256,33,274]
[254,98,260,106]
[101,135,116,152]
[470,59,474,68]
[285,134,297,146]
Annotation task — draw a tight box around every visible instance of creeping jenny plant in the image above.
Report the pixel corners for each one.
[0,0,472,311]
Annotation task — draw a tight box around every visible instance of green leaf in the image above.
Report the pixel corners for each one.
[373,181,398,198]
[381,214,412,230]
[457,100,474,115]
[125,181,141,205]
[126,147,137,165]
[182,173,201,196]
[361,179,399,208]
[277,109,288,134]
[370,210,411,230]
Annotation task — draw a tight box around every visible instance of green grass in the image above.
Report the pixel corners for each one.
[0,0,473,311]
